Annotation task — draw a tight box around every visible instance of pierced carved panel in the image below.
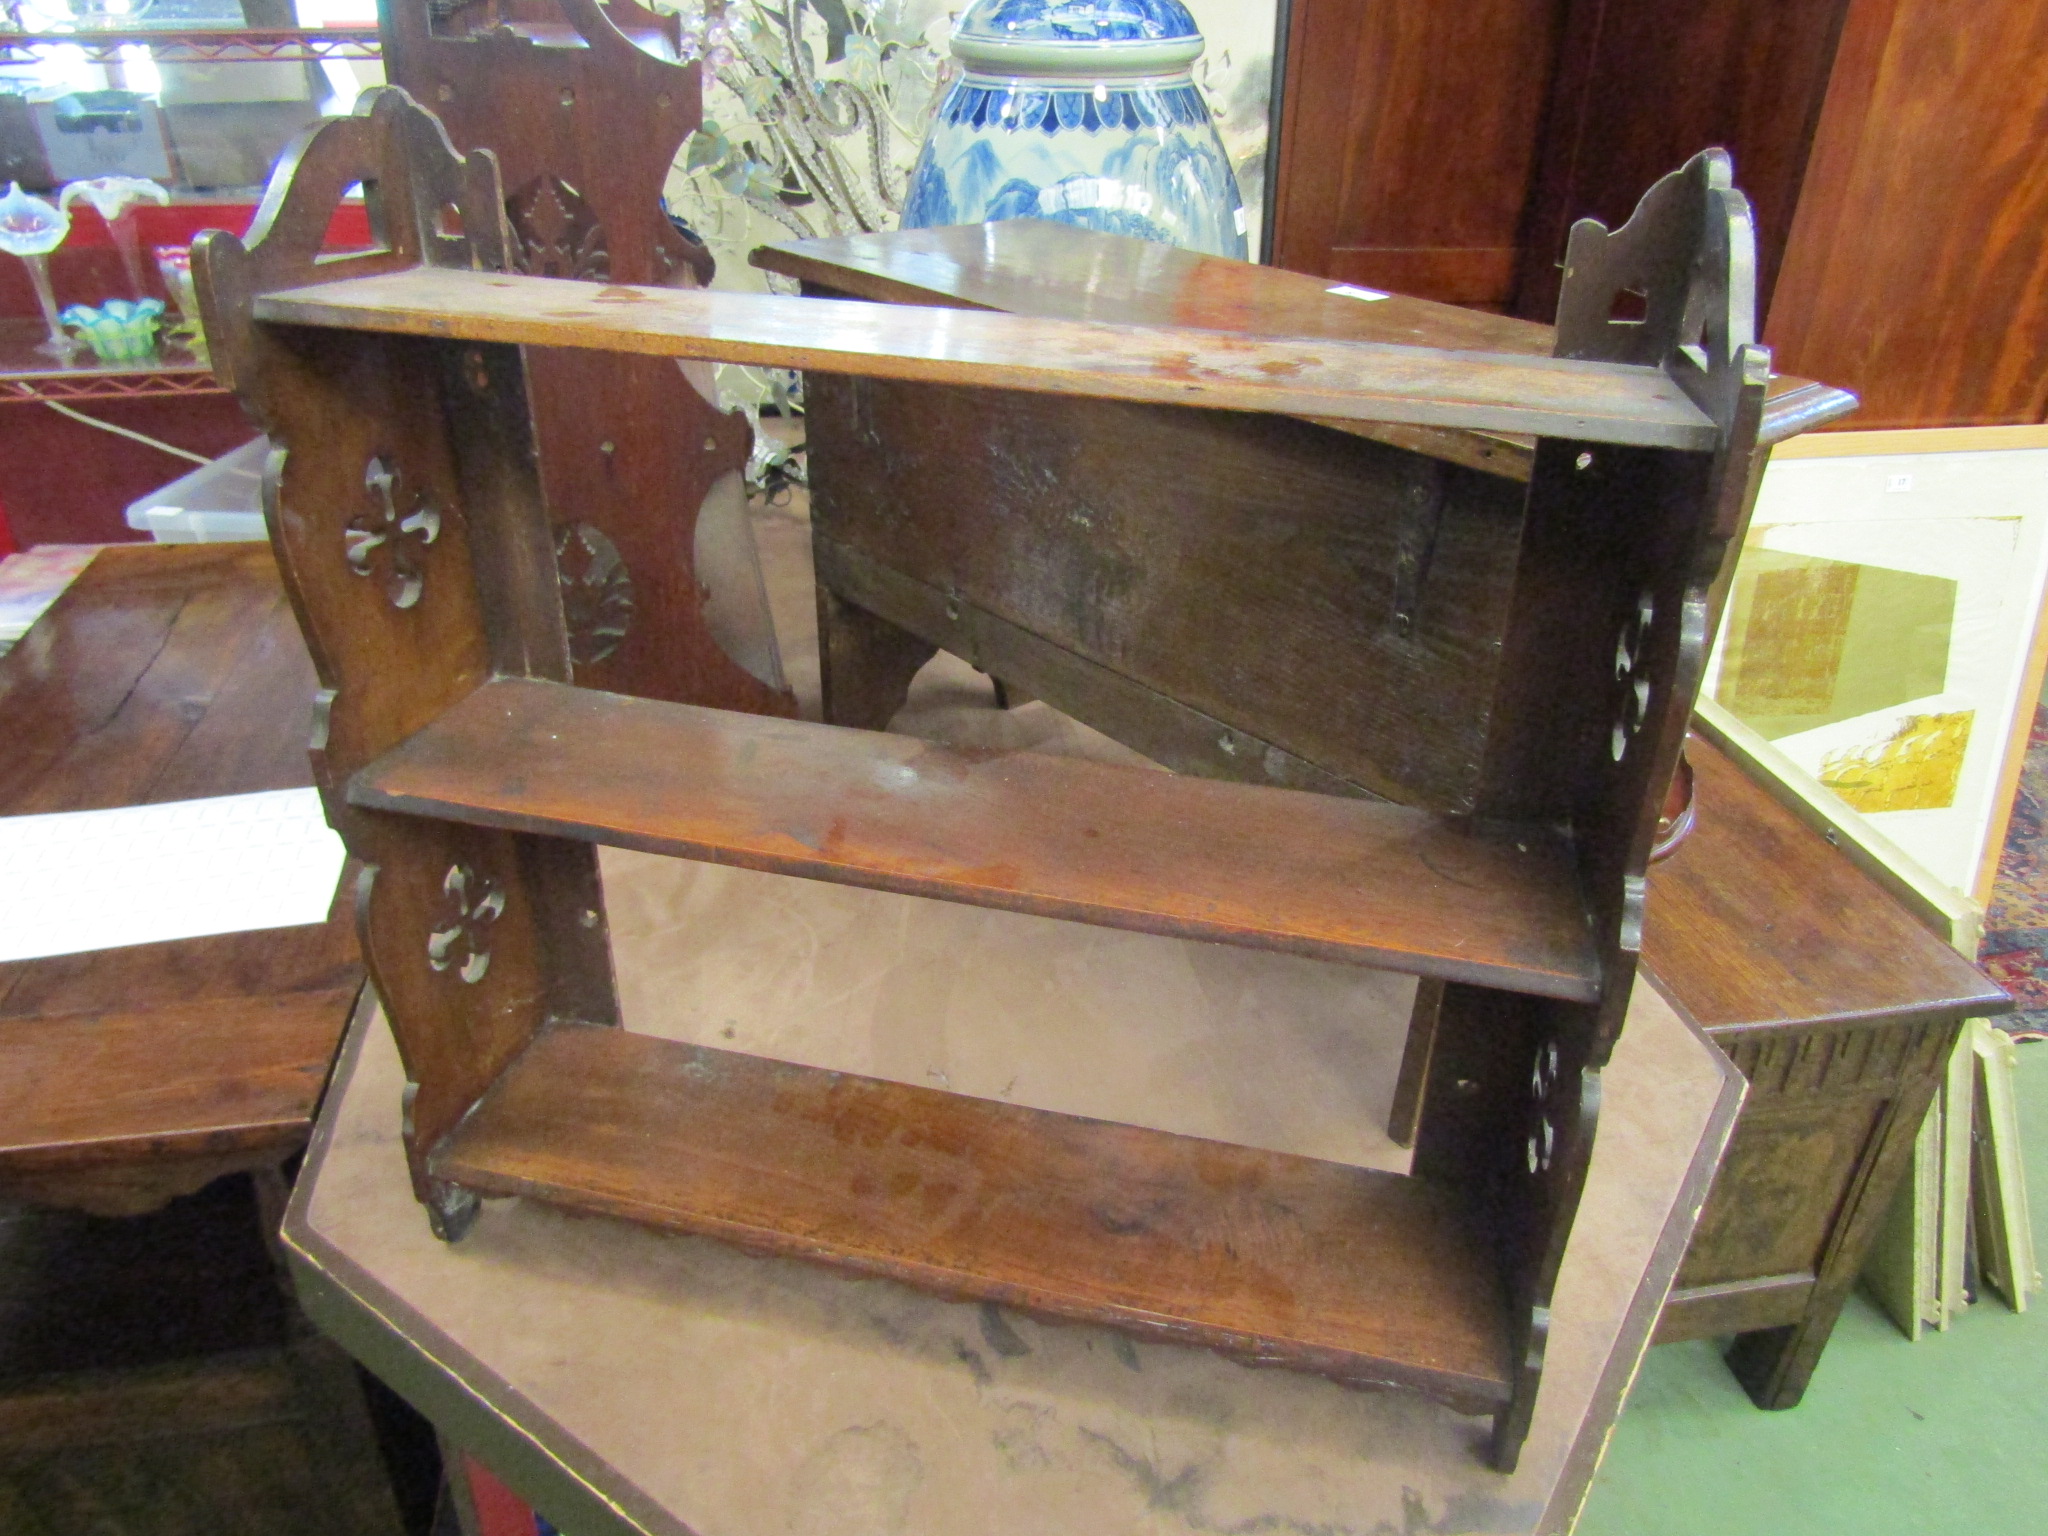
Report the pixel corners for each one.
[1610,587,1656,762]
[427,863,505,985]
[556,521,635,665]
[346,455,443,610]
[507,173,610,282]
[1526,1038,1563,1175]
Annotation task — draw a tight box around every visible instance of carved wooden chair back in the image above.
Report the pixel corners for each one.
[378,0,795,716]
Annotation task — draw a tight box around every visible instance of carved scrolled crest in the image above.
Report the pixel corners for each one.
[1551,148,1772,544]
[1553,149,1755,375]
[193,86,510,404]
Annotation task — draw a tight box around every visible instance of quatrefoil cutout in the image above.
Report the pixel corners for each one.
[1610,590,1656,762]
[346,455,443,610]
[1527,1041,1565,1175]
[426,863,505,985]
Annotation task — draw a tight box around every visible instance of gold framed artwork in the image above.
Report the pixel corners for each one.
[1704,425,2048,903]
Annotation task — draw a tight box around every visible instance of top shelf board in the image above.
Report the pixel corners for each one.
[752,223,1856,460]
[252,267,1721,451]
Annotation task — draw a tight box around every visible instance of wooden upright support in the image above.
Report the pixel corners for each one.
[197,85,1798,1469]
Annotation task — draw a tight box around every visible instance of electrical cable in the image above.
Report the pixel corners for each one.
[31,397,219,468]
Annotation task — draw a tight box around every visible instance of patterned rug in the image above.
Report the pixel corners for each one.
[1978,704,2048,1039]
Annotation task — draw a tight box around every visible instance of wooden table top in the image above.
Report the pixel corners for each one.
[1644,734,2008,1034]
[0,543,362,1215]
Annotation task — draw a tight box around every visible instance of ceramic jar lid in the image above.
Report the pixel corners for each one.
[950,0,1206,78]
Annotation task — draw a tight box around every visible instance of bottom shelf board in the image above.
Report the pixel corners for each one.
[431,1025,1513,1412]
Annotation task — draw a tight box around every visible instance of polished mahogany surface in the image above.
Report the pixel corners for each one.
[1269,0,1564,310]
[1765,0,2048,428]
[0,544,361,1209]
[352,677,1601,999]
[253,266,1719,450]
[437,1025,1516,1412]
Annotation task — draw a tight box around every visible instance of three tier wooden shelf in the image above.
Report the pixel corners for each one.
[196,85,1843,1470]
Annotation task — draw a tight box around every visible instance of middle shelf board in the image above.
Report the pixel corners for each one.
[351,679,1601,1000]
[251,266,1720,450]
[433,1024,1517,1412]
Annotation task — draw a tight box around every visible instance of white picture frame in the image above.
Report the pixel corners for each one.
[1703,424,2048,903]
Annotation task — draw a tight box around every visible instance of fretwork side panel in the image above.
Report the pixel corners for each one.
[1409,982,1602,1470]
[195,91,621,1222]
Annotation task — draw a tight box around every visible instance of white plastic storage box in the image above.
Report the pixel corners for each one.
[125,437,270,543]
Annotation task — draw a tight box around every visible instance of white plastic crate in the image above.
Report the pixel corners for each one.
[125,436,270,544]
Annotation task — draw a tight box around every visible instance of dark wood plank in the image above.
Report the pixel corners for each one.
[1643,736,2008,1030]
[0,1353,301,1461]
[804,383,1529,813]
[0,989,357,1170]
[351,678,1601,999]
[1654,1272,1814,1341]
[251,267,1721,449]
[751,223,1856,474]
[435,1025,1515,1412]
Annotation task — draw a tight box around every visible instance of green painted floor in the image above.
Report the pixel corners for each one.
[1575,1041,2048,1535]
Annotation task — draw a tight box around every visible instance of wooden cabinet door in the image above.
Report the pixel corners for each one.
[1268,0,1561,310]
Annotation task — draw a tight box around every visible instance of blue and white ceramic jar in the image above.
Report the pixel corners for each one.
[902,0,1247,259]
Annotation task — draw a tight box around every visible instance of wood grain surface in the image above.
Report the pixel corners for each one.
[1644,735,2007,1029]
[752,223,1855,478]
[433,1024,1516,1412]
[350,678,1601,999]
[1270,0,1563,308]
[1511,0,1853,323]
[804,377,1529,812]
[1765,0,2048,429]
[250,267,1720,449]
[0,544,362,1197]
[0,990,358,1170]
